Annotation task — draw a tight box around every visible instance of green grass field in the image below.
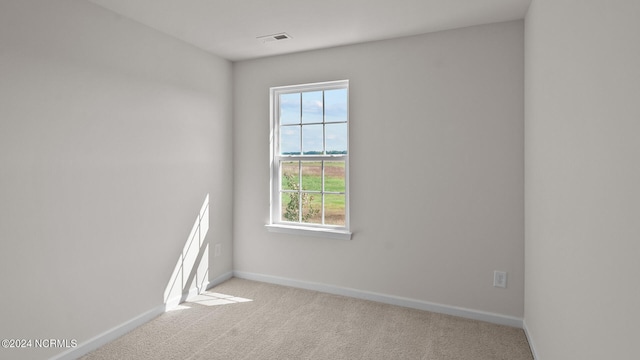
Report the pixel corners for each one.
[281,161,345,225]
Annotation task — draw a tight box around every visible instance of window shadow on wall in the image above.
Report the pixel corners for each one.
[163,194,210,309]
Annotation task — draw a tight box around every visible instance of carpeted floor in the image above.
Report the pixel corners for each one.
[81,278,533,360]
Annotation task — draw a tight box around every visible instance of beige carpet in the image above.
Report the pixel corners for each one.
[81,278,533,360]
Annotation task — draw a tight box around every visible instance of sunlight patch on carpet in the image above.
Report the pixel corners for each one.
[188,291,253,306]
[166,304,191,312]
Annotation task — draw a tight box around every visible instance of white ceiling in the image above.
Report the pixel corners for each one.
[87,0,531,61]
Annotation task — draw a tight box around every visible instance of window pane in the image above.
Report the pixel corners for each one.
[324,88,347,123]
[302,124,323,154]
[281,161,299,190]
[302,91,323,123]
[280,93,300,125]
[281,192,300,222]
[280,125,300,155]
[324,161,345,193]
[324,194,345,225]
[325,123,347,154]
[301,192,322,224]
[301,161,322,191]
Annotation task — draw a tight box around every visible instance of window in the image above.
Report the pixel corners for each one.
[267,80,351,240]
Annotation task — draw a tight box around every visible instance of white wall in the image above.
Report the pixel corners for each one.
[524,0,640,358]
[0,1,233,359]
[234,21,524,318]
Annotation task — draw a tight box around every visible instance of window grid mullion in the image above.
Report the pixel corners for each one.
[281,121,344,127]
[298,160,302,223]
[298,93,302,155]
[321,160,325,225]
[322,90,326,155]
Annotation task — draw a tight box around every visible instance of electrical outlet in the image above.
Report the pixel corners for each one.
[214,244,221,257]
[493,271,507,288]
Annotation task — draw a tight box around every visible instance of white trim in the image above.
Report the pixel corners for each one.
[523,319,539,359]
[49,271,234,360]
[164,285,200,310]
[265,223,352,240]
[204,271,234,291]
[269,80,351,233]
[49,305,164,360]
[232,271,523,328]
[164,271,234,310]
[272,79,350,93]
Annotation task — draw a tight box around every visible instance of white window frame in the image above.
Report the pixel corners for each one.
[266,80,352,240]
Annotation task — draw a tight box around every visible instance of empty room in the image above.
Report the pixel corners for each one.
[1,0,638,359]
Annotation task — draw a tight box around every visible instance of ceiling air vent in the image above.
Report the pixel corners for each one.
[257,32,292,43]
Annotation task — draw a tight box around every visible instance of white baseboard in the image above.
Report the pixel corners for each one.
[164,271,234,310]
[232,271,523,328]
[205,271,234,291]
[49,305,165,360]
[523,319,539,359]
[50,271,233,360]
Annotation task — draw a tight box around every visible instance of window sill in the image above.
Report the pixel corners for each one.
[265,224,352,240]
